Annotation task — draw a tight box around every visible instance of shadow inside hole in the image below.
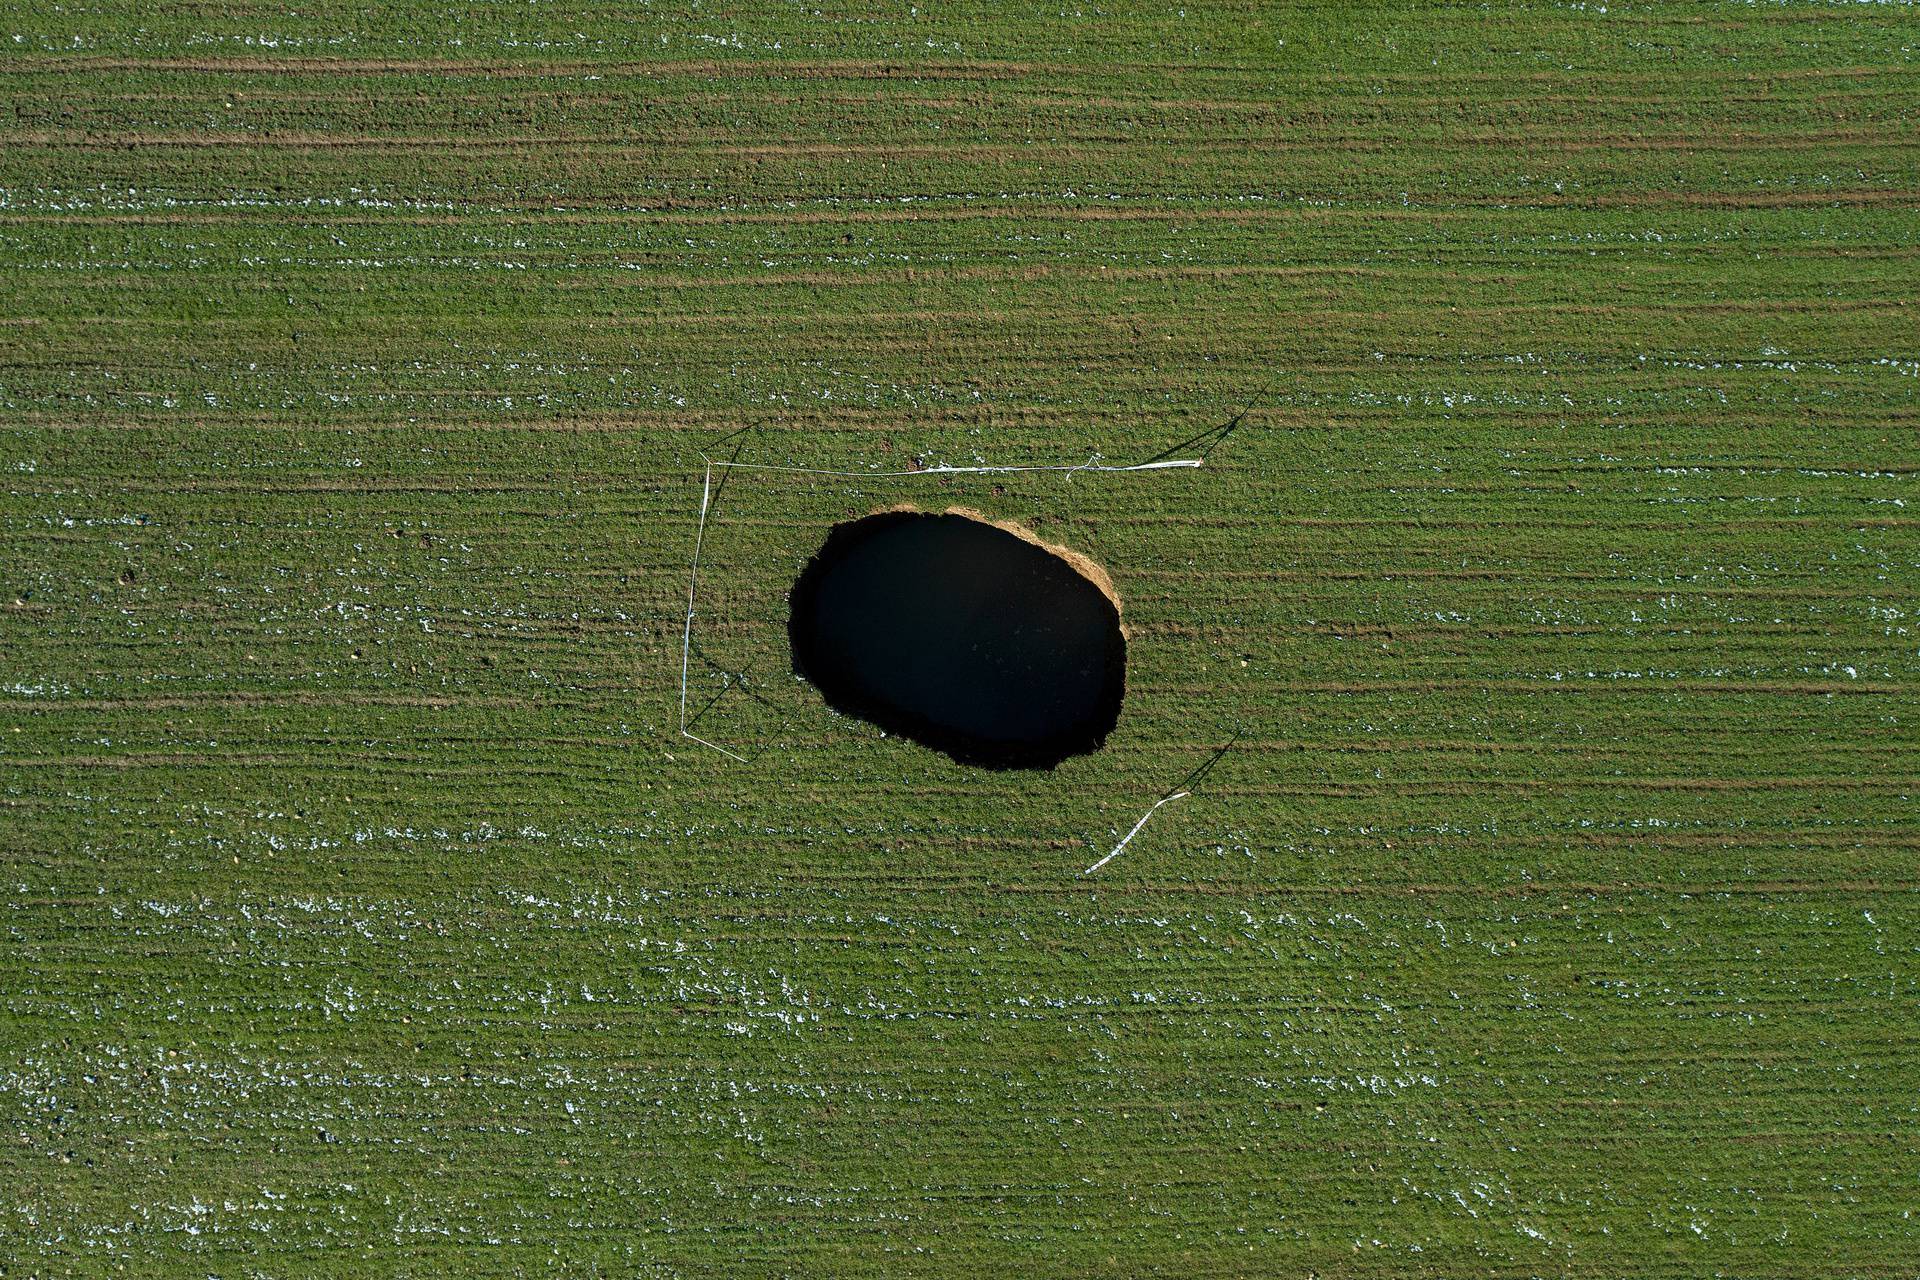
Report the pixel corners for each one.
[788,509,1126,770]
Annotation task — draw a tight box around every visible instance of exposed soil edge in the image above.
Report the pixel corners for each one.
[869,502,1127,636]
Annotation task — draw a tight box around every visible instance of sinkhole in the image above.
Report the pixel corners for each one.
[787,508,1126,769]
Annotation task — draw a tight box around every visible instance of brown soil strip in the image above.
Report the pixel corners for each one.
[873,503,1123,622]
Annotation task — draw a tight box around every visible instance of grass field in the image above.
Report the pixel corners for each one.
[4,3,1919,1275]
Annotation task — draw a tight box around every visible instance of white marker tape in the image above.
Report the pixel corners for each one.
[1083,789,1191,875]
[676,451,1203,761]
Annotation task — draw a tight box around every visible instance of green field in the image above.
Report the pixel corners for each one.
[4,3,1919,1275]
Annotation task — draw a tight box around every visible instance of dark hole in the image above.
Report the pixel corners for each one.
[789,510,1126,769]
